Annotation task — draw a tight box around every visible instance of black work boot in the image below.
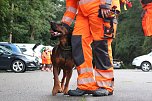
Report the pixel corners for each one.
[68,88,87,96]
[93,88,113,97]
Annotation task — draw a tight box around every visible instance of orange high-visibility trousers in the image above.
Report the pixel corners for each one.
[62,0,120,92]
[72,8,116,92]
[142,2,152,37]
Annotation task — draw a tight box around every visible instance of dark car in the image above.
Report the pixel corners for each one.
[0,45,38,73]
[0,42,22,54]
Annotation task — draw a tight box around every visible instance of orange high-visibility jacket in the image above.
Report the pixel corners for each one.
[42,51,51,64]
[142,2,152,36]
[62,0,120,26]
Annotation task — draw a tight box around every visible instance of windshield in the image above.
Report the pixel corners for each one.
[11,45,22,54]
[0,44,22,54]
[148,52,152,56]
[0,46,12,54]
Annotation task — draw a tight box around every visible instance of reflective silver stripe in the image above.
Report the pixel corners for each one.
[79,0,96,5]
[95,70,114,79]
[97,80,114,88]
[67,6,77,14]
[100,0,112,4]
[106,0,112,4]
[62,16,73,25]
[78,77,95,84]
[78,67,93,75]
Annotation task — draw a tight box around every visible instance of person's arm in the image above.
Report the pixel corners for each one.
[61,0,78,26]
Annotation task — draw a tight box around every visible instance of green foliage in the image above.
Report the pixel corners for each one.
[0,0,65,45]
[113,0,145,65]
[141,37,152,53]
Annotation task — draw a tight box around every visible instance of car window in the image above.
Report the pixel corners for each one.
[20,48,27,52]
[0,45,12,51]
[148,52,152,56]
[11,45,22,53]
[0,48,4,53]
[0,47,11,55]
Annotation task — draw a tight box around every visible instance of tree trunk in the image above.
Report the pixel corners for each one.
[9,32,12,43]
[9,2,14,43]
[30,26,35,40]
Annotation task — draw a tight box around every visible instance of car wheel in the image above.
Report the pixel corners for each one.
[141,61,151,72]
[11,60,26,73]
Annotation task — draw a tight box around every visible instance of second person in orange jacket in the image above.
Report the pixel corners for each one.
[140,0,152,37]
[41,47,52,72]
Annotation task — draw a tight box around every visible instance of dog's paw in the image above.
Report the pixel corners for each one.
[63,87,69,95]
[52,87,63,96]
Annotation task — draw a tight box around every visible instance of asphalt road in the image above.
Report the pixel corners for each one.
[0,69,152,101]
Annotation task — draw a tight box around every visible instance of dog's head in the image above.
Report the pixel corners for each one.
[49,21,73,47]
[50,21,72,38]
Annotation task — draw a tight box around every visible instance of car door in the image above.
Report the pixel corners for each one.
[0,47,12,69]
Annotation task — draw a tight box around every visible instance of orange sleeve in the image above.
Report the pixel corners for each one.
[61,0,79,26]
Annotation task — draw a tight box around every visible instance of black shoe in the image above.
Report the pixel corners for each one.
[68,88,93,96]
[93,88,113,97]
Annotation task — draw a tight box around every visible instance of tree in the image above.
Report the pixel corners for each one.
[0,0,65,45]
[112,0,144,65]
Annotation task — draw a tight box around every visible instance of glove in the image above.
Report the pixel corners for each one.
[98,5,119,19]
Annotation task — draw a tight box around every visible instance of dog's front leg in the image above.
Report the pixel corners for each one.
[52,66,62,96]
[63,70,73,95]
[61,70,66,91]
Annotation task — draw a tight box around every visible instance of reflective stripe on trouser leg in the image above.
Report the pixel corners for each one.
[95,69,114,92]
[71,35,98,90]
[72,10,99,90]
[93,39,114,92]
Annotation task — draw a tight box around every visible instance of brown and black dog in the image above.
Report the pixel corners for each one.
[50,22,75,96]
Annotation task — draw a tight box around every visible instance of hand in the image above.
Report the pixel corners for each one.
[100,8,111,18]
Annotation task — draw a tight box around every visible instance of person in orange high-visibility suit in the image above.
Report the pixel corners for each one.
[57,0,125,96]
[140,0,152,37]
[41,47,52,72]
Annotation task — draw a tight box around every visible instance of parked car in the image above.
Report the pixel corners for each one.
[113,59,123,69]
[0,42,22,54]
[132,52,152,72]
[19,46,35,57]
[15,43,53,65]
[0,45,38,73]
[18,46,41,68]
